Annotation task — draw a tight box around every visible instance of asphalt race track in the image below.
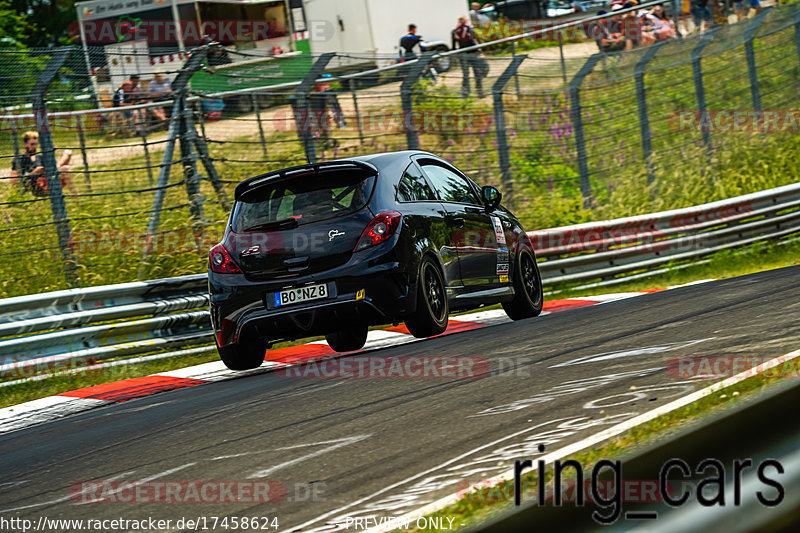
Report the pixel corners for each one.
[1,266,799,532]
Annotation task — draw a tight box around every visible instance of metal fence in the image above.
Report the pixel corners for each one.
[1,2,800,298]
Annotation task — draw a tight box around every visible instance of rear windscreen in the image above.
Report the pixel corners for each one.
[232,171,376,232]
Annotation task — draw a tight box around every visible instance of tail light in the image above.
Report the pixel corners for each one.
[209,243,242,274]
[354,211,402,252]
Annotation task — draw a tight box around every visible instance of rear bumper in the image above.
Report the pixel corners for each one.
[210,258,414,347]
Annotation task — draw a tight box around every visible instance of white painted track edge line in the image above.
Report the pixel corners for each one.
[362,347,800,533]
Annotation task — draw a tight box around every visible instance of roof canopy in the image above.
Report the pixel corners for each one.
[77,0,285,22]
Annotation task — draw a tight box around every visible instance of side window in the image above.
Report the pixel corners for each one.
[420,163,480,205]
[397,163,436,202]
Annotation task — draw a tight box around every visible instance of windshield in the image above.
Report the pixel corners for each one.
[232,171,376,232]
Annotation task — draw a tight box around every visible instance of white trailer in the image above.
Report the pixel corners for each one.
[302,0,466,67]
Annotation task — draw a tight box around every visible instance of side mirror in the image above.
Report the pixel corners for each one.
[481,185,502,211]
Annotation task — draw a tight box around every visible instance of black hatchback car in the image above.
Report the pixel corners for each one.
[209,150,543,370]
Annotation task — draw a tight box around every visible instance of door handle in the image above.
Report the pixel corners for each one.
[452,217,465,228]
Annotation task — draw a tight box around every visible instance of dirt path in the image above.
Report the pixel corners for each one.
[75,41,599,169]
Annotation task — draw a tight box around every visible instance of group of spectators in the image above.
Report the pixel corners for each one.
[593,0,765,52]
[111,72,173,135]
[399,14,489,98]
[591,2,676,52]
[5,71,175,198]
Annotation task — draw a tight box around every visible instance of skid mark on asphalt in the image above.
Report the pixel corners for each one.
[549,338,716,368]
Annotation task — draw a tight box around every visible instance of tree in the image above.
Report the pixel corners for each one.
[0,0,30,46]
[6,0,78,47]
[0,0,46,106]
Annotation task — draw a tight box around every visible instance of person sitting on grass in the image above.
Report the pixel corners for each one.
[112,80,143,135]
[9,131,75,196]
[142,72,171,124]
[643,5,676,41]
[592,8,626,53]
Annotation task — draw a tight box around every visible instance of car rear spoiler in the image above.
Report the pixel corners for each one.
[234,160,379,201]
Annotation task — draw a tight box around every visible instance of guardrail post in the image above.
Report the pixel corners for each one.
[252,93,268,157]
[139,126,155,186]
[400,50,436,150]
[557,32,567,84]
[795,16,800,65]
[492,55,526,208]
[744,8,771,113]
[510,42,522,97]
[569,53,603,207]
[30,48,79,288]
[691,27,718,151]
[75,116,93,192]
[349,79,365,144]
[634,41,665,186]
[293,53,336,163]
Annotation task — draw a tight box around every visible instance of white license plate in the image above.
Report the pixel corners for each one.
[273,283,329,307]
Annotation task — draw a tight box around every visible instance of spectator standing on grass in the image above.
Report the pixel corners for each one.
[452,15,485,98]
[400,24,423,59]
[469,3,491,28]
[9,131,75,196]
[309,75,345,150]
[690,0,712,33]
[735,0,761,21]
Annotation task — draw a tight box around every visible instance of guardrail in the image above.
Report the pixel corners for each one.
[1,182,798,378]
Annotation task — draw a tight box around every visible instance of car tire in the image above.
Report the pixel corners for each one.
[218,337,266,370]
[503,249,544,320]
[405,257,449,338]
[432,46,452,73]
[234,95,254,114]
[326,325,369,353]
